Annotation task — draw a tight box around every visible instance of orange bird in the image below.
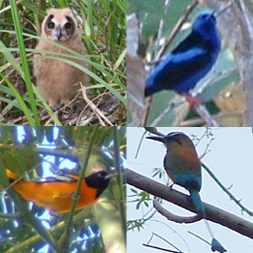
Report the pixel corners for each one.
[5,169,111,214]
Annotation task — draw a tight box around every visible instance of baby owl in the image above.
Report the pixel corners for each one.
[33,8,88,107]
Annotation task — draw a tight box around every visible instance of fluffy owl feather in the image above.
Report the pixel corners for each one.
[33,8,88,107]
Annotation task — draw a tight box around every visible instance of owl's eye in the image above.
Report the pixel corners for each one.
[47,22,55,29]
[64,22,72,29]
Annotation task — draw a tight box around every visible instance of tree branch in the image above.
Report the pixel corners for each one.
[126,168,253,239]
[153,199,201,224]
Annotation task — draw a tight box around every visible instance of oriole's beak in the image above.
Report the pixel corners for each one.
[146,135,165,143]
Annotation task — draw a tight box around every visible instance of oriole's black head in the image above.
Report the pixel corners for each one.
[85,170,110,197]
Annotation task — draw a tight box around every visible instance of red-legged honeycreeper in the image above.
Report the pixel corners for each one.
[145,10,222,99]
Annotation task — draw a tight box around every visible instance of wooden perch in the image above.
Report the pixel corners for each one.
[126,168,253,239]
[153,199,202,224]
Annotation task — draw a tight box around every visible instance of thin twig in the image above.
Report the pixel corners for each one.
[142,96,153,126]
[134,130,146,158]
[81,86,113,126]
[143,244,182,253]
[188,231,211,245]
[150,232,183,253]
[59,127,98,252]
[155,0,199,62]
[202,162,253,216]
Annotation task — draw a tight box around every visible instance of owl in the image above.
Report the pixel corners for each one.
[33,8,88,107]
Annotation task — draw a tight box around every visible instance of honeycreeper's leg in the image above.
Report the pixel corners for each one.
[184,94,202,107]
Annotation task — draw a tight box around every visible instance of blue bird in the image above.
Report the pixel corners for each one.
[145,11,221,103]
[147,132,227,253]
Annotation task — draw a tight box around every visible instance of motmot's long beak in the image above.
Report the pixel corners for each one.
[146,135,165,143]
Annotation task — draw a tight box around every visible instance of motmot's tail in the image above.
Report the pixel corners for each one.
[190,190,205,216]
[190,190,227,252]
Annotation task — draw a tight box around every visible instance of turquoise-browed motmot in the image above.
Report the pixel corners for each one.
[147,132,226,253]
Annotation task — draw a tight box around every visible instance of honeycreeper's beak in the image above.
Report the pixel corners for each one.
[146,135,165,143]
[214,2,232,18]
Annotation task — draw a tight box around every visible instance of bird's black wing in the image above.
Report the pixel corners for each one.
[145,45,210,95]
[171,31,203,54]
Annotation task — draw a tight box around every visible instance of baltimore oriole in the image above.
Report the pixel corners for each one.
[5,169,112,214]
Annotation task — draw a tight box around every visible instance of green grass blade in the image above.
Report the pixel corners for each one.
[10,0,39,125]
[0,73,34,125]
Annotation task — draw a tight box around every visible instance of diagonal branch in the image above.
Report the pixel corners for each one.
[202,162,253,216]
[126,168,253,239]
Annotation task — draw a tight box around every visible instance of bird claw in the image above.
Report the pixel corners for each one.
[211,238,227,253]
[184,95,202,107]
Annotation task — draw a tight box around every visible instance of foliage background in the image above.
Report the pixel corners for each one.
[0,0,126,125]
[0,126,126,253]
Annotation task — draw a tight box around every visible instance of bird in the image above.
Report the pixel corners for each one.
[147,132,203,213]
[147,132,226,253]
[145,11,221,104]
[33,8,89,107]
[5,169,112,214]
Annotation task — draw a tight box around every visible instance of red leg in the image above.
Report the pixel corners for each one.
[184,94,202,107]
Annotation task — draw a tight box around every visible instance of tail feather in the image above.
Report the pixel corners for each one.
[190,190,205,216]
[190,191,227,252]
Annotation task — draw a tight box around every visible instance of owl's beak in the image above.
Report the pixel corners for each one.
[54,25,63,41]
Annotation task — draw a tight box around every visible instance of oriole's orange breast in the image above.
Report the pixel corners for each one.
[12,180,98,214]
